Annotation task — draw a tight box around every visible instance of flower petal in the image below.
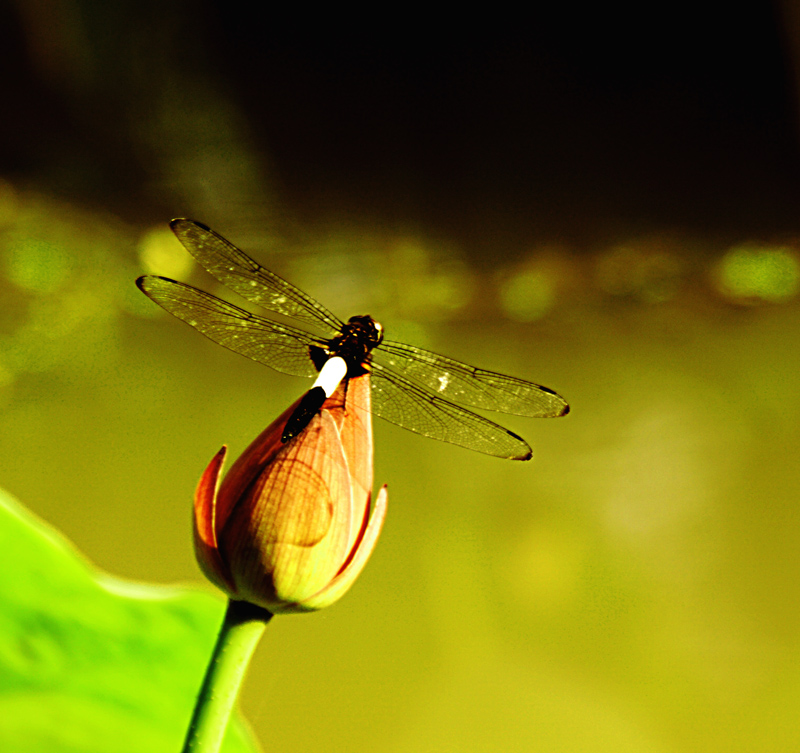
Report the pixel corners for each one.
[193,446,237,594]
[222,410,355,613]
[324,374,373,551]
[300,484,388,611]
[216,396,304,531]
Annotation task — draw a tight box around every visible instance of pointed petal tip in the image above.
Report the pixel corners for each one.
[298,483,388,611]
[193,446,237,595]
[194,446,228,516]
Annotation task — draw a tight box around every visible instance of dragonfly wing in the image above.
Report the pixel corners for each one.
[137,275,320,378]
[170,219,344,334]
[369,362,533,460]
[376,340,569,418]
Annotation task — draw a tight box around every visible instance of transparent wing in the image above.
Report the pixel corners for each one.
[369,362,533,460]
[137,275,320,378]
[170,219,344,335]
[376,340,569,417]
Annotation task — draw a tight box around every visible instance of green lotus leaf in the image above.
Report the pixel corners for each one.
[0,488,259,753]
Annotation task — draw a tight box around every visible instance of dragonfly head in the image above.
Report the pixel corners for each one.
[347,315,384,349]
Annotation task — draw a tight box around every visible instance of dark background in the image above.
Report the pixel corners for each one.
[3,2,799,246]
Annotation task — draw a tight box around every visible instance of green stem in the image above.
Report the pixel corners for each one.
[182,599,273,753]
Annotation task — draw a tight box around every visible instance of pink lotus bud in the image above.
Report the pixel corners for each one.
[193,374,387,614]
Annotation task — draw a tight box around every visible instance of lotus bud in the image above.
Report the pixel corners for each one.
[193,374,387,614]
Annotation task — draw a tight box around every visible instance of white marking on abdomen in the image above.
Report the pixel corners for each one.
[312,356,348,397]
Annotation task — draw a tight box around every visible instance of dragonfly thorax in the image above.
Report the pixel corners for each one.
[309,315,383,377]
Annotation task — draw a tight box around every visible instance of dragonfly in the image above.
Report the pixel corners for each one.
[136,220,569,460]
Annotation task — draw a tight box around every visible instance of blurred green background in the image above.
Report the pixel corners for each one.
[3,3,800,751]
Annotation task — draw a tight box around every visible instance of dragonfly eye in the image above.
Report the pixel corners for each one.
[346,315,383,347]
[370,319,384,347]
